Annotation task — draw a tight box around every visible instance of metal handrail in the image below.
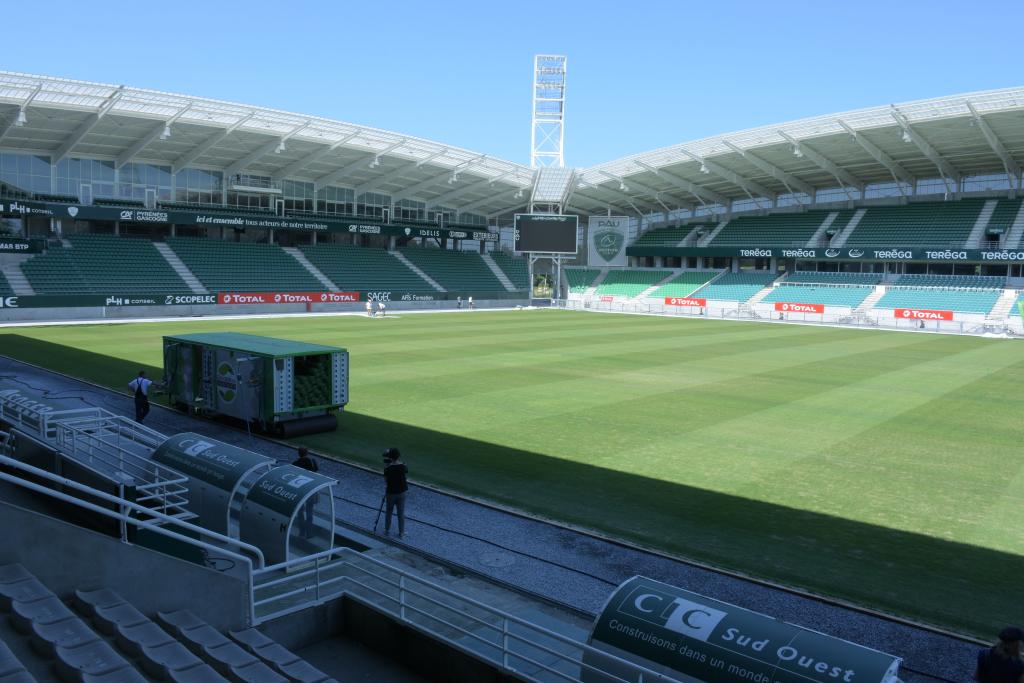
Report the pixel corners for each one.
[0,451,265,569]
[252,547,676,683]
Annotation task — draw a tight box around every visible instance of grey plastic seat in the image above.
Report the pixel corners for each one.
[0,673,37,683]
[227,629,274,653]
[81,668,147,683]
[115,621,175,658]
[0,579,52,611]
[167,663,229,683]
[54,640,131,682]
[93,603,148,636]
[157,610,206,637]
[139,641,203,680]
[10,597,74,633]
[29,617,100,658]
[177,624,232,655]
[229,661,288,683]
[202,642,257,676]
[0,565,32,586]
[73,589,126,618]
[228,629,333,681]
[277,660,333,683]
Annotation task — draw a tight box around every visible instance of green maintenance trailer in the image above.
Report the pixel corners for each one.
[162,332,348,436]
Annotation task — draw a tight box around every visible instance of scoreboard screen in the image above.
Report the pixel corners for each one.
[513,214,579,254]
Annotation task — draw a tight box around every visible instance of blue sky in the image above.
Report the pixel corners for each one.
[4,0,1022,168]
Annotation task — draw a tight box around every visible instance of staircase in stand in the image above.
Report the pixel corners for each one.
[584,269,609,297]
[153,242,207,294]
[987,290,1019,321]
[964,199,999,248]
[480,253,518,292]
[698,220,730,246]
[855,286,887,313]
[805,212,840,247]
[389,251,446,292]
[283,246,337,290]
[830,208,866,247]
[1003,202,1024,249]
[0,256,35,295]
[636,271,683,299]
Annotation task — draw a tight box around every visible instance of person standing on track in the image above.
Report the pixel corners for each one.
[975,627,1024,683]
[382,448,408,538]
[366,300,374,317]
[128,370,154,424]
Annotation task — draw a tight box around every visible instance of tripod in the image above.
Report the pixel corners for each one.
[372,495,386,534]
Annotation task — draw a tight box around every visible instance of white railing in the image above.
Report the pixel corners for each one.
[253,547,676,683]
[0,448,264,624]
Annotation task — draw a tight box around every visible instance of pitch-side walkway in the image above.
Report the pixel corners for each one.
[0,355,978,682]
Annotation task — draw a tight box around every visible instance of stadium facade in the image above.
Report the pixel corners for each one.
[1,71,1024,330]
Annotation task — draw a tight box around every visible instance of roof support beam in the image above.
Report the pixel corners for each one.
[777,131,863,200]
[224,138,282,178]
[720,140,815,200]
[272,130,362,181]
[596,170,689,210]
[633,161,730,207]
[115,104,193,169]
[965,101,1020,181]
[53,86,124,163]
[836,120,915,188]
[314,138,407,191]
[460,188,522,214]
[387,154,490,204]
[0,82,43,145]
[889,107,959,194]
[574,186,654,215]
[172,111,256,173]
[352,147,449,195]
[429,172,514,207]
[679,150,773,207]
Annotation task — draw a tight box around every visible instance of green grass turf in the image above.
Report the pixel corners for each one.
[2,310,1023,637]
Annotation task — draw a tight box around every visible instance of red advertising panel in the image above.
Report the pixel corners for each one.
[600,295,614,302]
[774,302,824,314]
[895,307,954,321]
[217,291,360,305]
[664,297,707,307]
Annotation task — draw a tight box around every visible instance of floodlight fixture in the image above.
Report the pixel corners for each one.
[699,162,709,174]
[15,109,27,126]
[160,124,171,140]
[275,140,286,153]
[901,130,912,143]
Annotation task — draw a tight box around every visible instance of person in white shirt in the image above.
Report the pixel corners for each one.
[378,300,386,317]
[128,370,154,423]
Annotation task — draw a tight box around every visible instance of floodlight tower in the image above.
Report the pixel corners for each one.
[531,55,567,168]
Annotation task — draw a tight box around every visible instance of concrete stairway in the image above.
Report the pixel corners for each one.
[283,247,337,290]
[698,220,730,246]
[583,269,609,297]
[153,242,208,294]
[830,208,866,247]
[1002,202,1024,249]
[636,271,683,299]
[479,253,518,292]
[0,258,35,295]
[987,290,1019,321]
[964,199,998,248]
[389,252,446,292]
[805,212,840,247]
[855,286,887,313]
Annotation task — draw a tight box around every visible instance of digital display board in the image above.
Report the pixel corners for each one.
[514,214,578,254]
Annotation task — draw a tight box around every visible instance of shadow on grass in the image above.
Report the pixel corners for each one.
[0,334,1018,638]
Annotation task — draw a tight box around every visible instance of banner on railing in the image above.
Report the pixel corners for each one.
[586,576,901,683]
[774,302,824,313]
[217,291,361,305]
[894,308,953,321]
[665,297,706,307]
[600,295,614,302]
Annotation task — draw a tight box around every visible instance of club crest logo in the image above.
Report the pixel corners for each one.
[824,248,840,257]
[216,361,237,403]
[67,207,79,217]
[593,229,624,263]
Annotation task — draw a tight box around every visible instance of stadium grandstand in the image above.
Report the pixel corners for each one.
[1,60,1022,683]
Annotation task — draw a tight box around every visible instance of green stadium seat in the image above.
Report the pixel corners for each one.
[763,285,873,308]
[784,271,882,285]
[565,268,601,293]
[875,287,1000,314]
[167,236,322,292]
[594,270,671,298]
[698,272,778,302]
[843,200,984,246]
[649,271,719,298]
[709,212,839,247]
[0,271,13,296]
[398,247,506,292]
[299,244,432,291]
[632,225,700,247]
[488,252,530,291]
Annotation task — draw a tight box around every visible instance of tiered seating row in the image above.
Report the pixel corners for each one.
[398,248,505,292]
[784,271,882,285]
[649,271,719,299]
[698,272,778,302]
[709,212,831,246]
[565,268,600,293]
[594,270,671,298]
[168,237,322,293]
[300,244,431,291]
[874,288,1000,313]
[488,252,530,291]
[986,198,1023,236]
[843,199,985,246]
[891,274,1005,289]
[632,225,696,247]
[764,285,873,308]
[0,271,13,296]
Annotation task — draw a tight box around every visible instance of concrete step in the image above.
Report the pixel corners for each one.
[636,270,683,299]
[805,211,840,248]
[830,208,866,248]
[964,199,998,248]
[698,220,729,246]
[479,253,518,292]
[153,243,207,294]
[1003,202,1024,249]
[282,247,336,290]
[0,258,35,295]
[855,286,887,313]
[389,252,445,292]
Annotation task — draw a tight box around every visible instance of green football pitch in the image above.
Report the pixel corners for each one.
[2,310,1022,637]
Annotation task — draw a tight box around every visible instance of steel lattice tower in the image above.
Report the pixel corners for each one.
[531,55,567,168]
